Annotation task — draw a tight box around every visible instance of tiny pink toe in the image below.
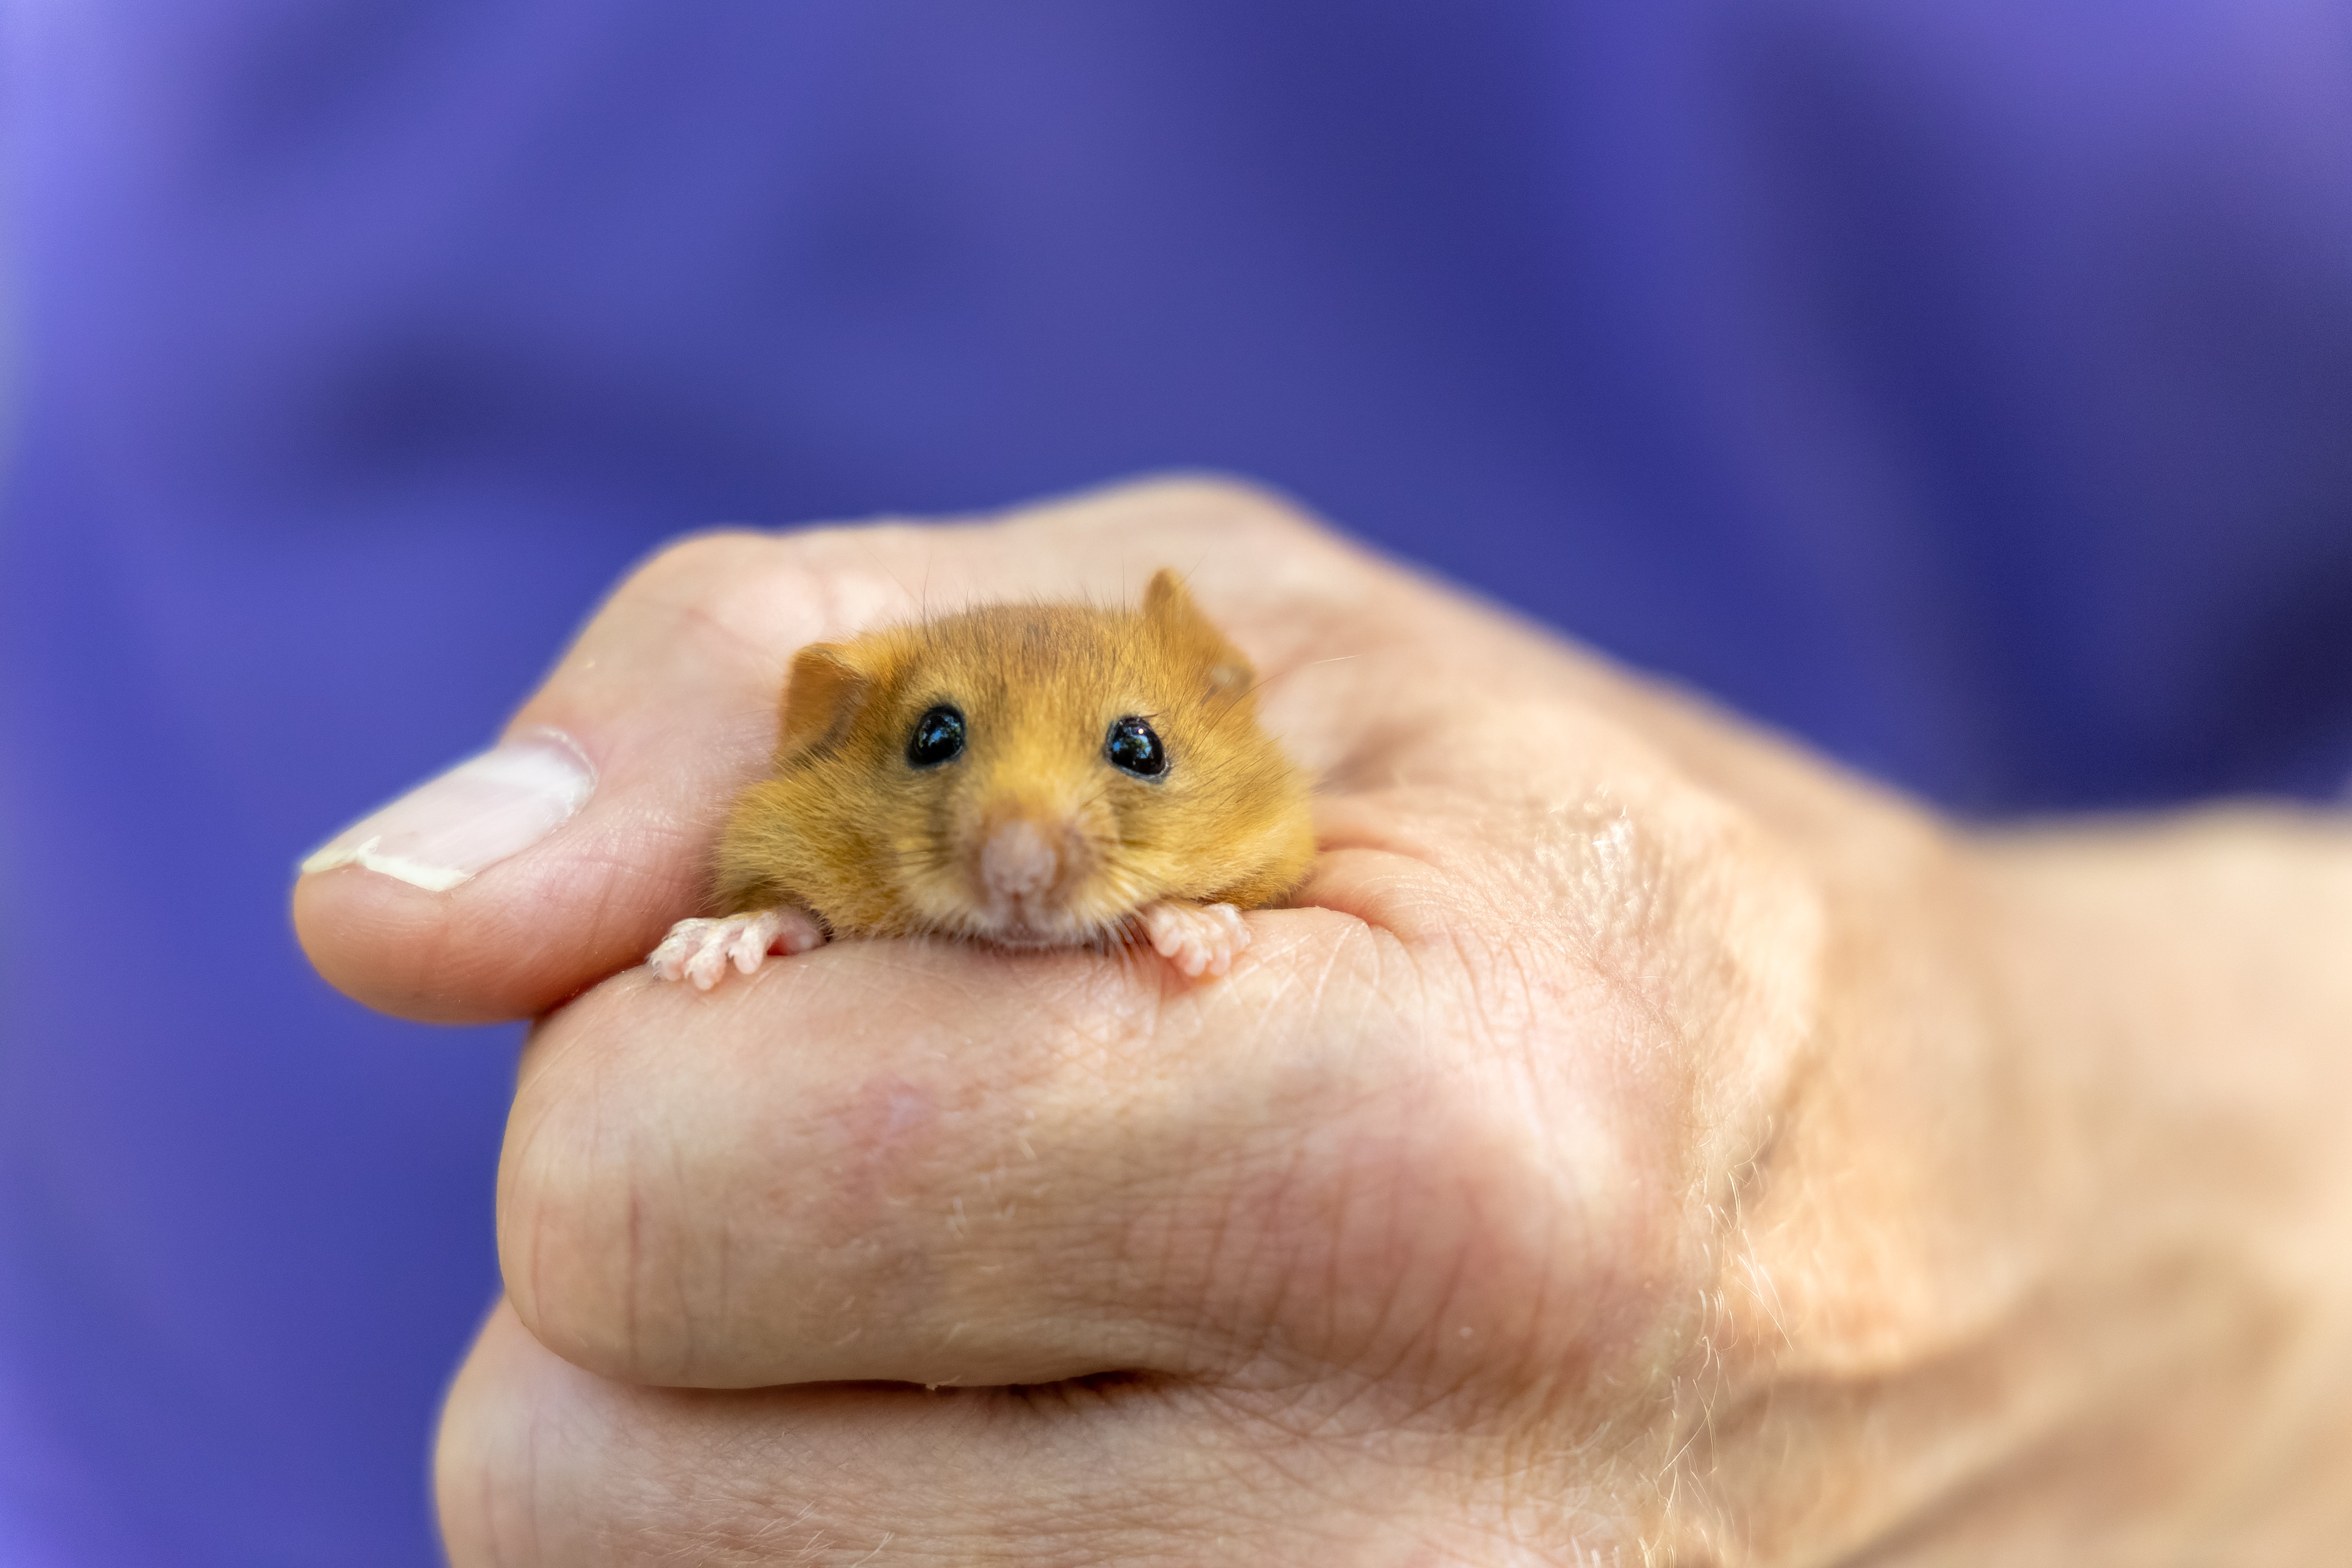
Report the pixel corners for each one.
[686,946,726,990]
[775,908,827,956]
[726,910,777,974]
[649,918,712,983]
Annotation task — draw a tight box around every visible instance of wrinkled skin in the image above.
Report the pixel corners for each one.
[294,480,2352,1564]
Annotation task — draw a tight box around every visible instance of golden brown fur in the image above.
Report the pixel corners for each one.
[713,570,1315,946]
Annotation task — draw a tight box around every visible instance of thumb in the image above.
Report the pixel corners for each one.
[291,528,878,1023]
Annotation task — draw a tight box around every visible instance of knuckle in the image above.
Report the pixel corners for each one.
[496,1043,693,1383]
[621,527,779,599]
[1122,471,1332,542]
[434,1311,590,1567]
[1235,1059,1625,1383]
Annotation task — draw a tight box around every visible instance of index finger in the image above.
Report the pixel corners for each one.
[290,478,1390,1024]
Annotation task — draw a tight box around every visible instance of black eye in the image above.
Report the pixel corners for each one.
[1104,715,1166,777]
[906,705,965,767]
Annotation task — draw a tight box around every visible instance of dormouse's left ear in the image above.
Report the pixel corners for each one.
[1142,567,1254,698]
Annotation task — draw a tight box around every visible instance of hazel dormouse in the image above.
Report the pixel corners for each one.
[648,570,1315,987]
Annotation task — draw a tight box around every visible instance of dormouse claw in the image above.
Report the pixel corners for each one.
[1139,900,1251,979]
[648,908,827,989]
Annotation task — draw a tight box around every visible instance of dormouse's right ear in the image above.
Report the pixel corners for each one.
[776,642,870,762]
[1143,567,1254,698]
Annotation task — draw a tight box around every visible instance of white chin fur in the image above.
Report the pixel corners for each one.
[962,916,1116,949]
[949,897,1136,949]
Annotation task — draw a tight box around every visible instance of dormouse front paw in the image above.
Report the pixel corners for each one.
[648,907,827,990]
[1138,900,1251,979]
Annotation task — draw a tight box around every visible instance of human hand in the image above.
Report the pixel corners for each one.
[294,479,2352,1562]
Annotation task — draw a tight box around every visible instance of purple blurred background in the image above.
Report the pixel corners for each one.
[3,2,2349,1562]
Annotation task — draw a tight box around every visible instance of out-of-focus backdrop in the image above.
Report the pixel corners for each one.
[3,3,2349,1563]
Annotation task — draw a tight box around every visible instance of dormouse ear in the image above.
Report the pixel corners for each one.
[777,642,870,761]
[1143,568,1254,698]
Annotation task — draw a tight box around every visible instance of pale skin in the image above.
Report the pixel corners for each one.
[292,479,2352,1563]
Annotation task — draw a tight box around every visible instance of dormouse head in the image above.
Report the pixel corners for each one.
[775,569,1306,945]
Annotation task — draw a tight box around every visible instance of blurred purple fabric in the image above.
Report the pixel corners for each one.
[3,2,2350,1562]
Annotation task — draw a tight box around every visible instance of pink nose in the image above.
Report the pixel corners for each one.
[979,818,1060,902]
